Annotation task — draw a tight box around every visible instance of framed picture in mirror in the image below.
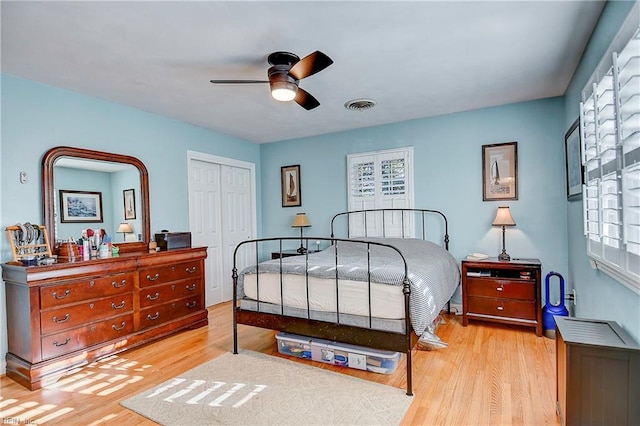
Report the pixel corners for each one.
[123,188,136,219]
[59,190,103,223]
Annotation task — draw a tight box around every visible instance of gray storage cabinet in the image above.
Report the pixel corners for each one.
[555,317,640,426]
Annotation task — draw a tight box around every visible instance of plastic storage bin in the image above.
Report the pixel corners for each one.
[276,332,401,374]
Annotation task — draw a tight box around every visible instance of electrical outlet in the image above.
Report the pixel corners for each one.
[572,289,577,306]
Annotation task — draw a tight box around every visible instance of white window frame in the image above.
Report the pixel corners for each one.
[580,3,640,295]
[347,147,414,237]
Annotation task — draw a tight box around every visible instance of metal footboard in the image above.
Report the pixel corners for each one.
[231,236,416,395]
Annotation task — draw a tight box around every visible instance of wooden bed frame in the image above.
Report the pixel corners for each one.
[232,208,451,396]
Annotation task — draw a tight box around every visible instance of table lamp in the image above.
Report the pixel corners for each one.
[492,206,516,261]
[116,222,134,242]
[291,213,311,254]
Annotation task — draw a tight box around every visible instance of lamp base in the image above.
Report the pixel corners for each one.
[297,246,307,254]
[498,251,511,261]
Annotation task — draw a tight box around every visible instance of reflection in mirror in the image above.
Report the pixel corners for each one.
[43,146,150,254]
[54,158,141,243]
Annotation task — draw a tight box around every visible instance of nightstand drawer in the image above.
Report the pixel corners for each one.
[467,296,537,320]
[466,278,535,300]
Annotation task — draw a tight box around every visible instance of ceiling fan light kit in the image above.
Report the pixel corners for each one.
[210,50,333,110]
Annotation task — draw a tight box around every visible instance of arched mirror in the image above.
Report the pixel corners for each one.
[42,146,150,254]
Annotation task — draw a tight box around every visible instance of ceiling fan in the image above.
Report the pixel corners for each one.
[210,50,333,110]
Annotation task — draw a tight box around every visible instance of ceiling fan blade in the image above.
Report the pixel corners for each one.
[295,87,320,110]
[289,51,333,80]
[210,80,269,84]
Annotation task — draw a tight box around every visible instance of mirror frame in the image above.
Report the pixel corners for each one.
[42,146,150,254]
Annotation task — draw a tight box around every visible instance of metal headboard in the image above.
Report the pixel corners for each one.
[330,208,450,250]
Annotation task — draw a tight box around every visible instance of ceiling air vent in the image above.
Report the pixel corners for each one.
[344,99,376,111]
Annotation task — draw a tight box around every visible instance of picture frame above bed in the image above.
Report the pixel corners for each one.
[482,142,518,201]
[281,165,301,207]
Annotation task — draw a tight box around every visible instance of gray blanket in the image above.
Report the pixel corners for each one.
[238,237,460,335]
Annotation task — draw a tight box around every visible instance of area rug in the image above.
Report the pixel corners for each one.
[121,350,412,425]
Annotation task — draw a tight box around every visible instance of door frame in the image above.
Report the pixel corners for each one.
[186,150,257,304]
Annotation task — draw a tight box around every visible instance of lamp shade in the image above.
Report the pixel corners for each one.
[116,222,134,234]
[492,206,516,227]
[291,213,311,228]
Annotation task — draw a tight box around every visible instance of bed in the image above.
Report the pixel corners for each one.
[232,208,460,396]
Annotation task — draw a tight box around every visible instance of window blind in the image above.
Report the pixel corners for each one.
[580,4,639,293]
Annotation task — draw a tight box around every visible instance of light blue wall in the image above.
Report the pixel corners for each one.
[261,98,569,293]
[563,1,639,342]
[0,74,262,373]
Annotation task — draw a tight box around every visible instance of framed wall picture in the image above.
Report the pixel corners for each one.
[59,190,103,223]
[281,165,301,207]
[123,188,137,219]
[482,142,518,201]
[564,118,583,200]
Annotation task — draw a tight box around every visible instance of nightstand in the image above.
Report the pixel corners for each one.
[271,249,320,259]
[462,258,542,336]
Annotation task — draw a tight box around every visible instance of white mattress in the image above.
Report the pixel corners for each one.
[242,273,405,320]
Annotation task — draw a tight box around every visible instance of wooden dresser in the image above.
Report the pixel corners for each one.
[462,258,542,336]
[2,247,208,390]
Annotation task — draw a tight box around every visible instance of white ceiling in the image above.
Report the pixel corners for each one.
[1,1,605,144]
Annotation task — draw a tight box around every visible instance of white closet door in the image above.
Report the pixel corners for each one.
[189,154,256,307]
[220,164,253,301]
[189,159,224,306]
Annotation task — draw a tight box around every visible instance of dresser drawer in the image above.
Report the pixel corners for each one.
[139,297,203,330]
[138,261,202,288]
[466,277,535,300]
[40,272,134,309]
[467,296,537,320]
[40,293,134,335]
[139,278,202,309]
[41,313,134,360]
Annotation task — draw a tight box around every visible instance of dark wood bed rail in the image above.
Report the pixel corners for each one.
[330,208,450,250]
[231,236,416,395]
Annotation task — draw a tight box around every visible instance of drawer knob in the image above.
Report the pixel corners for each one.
[497,306,504,311]
[146,273,160,281]
[185,283,197,291]
[147,312,160,321]
[112,322,126,331]
[185,266,197,274]
[186,301,197,309]
[147,292,160,301]
[53,289,70,300]
[111,300,126,310]
[53,337,71,347]
[112,280,127,288]
[52,313,70,323]
[496,286,504,292]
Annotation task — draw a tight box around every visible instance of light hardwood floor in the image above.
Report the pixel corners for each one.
[0,303,559,425]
